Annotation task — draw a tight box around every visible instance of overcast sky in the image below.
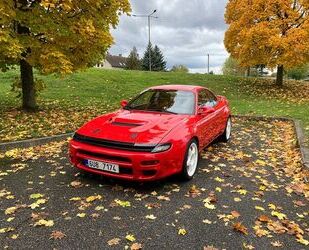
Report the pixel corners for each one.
[109,0,229,74]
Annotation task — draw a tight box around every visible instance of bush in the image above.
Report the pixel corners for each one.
[171,65,189,73]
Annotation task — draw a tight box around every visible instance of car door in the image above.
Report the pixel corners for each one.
[196,89,218,148]
[204,89,224,137]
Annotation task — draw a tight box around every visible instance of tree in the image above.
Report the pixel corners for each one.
[225,0,309,86]
[141,44,166,72]
[126,47,141,70]
[141,43,153,71]
[152,45,167,71]
[0,0,130,110]
[171,65,189,73]
[287,64,309,80]
[222,56,246,76]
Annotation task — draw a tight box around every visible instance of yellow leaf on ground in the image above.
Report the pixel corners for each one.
[29,193,44,199]
[86,195,102,203]
[271,211,287,220]
[115,199,131,207]
[34,219,54,227]
[255,206,265,211]
[77,213,86,218]
[126,234,136,242]
[178,228,187,235]
[5,207,17,215]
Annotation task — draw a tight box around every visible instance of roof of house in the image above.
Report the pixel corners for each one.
[106,54,127,68]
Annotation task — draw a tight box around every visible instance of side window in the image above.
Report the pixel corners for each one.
[198,90,217,108]
[198,90,209,106]
[205,90,217,107]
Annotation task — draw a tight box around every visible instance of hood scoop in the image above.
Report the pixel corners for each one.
[110,117,145,127]
[111,121,141,127]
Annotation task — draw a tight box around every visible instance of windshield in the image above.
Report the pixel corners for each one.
[125,89,195,115]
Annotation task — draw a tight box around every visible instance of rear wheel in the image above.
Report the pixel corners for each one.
[219,117,232,142]
[180,139,199,181]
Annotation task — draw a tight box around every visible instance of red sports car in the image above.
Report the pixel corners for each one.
[69,85,231,181]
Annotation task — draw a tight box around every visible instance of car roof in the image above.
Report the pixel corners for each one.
[149,85,204,92]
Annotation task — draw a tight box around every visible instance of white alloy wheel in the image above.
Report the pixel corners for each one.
[225,117,232,141]
[186,142,199,177]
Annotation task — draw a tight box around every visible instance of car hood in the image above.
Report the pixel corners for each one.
[77,110,189,145]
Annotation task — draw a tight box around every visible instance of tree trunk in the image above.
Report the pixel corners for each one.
[20,59,36,110]
[276,65,284,86]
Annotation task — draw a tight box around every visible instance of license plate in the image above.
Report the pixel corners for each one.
[84,159,119,174]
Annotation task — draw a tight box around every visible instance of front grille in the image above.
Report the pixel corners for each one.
[79,150,131,163]
[73,133,156,152]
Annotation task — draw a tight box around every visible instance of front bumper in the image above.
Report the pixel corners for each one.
[69,139,185,181]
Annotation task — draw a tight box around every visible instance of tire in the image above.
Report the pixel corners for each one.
[219,117,232,142]
[180,139,199,181]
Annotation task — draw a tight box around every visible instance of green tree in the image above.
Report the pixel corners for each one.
[0,0,130,110]
[152,45,167,72]
[171,65,189,73]
[141,43,153,71]
[287,64,309,80]
[222,56,246,76]
[126,47,141,70]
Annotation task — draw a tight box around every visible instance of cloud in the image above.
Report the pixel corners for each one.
[110,0,229,74]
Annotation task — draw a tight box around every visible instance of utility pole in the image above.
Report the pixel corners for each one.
[133,10,158,71]
[207,53,210,74]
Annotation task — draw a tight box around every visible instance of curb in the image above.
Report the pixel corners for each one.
[0,133,73,152]
[294,120,309,170]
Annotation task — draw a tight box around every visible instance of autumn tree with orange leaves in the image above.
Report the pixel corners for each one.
[0,0,130,110]
[224,0,309,86]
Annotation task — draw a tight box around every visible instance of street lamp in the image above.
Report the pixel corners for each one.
[132,10,158,71]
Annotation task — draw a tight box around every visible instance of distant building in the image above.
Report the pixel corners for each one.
[95,54,127,69]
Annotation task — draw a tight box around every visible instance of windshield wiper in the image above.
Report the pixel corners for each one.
[147,109,178,115]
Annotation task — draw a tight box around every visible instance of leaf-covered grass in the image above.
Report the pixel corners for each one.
[0,68,308,142]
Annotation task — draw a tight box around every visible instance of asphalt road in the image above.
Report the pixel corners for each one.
[0,118,308,249]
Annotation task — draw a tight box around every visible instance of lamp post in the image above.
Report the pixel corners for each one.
[132,10,158,71]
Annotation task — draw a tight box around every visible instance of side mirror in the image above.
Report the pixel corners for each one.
[120,100,128,108]
[198,106,215,115]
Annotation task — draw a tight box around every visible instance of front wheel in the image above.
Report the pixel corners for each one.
[180,139,199,181]
[219,117,232,142]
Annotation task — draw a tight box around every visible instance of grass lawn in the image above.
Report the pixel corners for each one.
[0,68,308,142]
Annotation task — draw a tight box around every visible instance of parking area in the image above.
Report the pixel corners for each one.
[0,117,308,249]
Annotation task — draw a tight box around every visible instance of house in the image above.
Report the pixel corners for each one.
[95,54,127,69]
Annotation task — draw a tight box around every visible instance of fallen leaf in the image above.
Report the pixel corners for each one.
[233,222,248,235]
[107,238,121,246]
[255,206,265,211]
[258,215,270,223]
[145,214,156,220]
[271,241,283,247]
[29,193,44,199]
[70,180,83,188]
[271,211,287,220]
[115,199,131,207]
[231,211,241,218]
[77,213,86,218]
[50,231,66,240]
[126,234,136,242]
[86,195,102,203]
[131,242,142,250]
[178,228,187,235]
[34,219,54,227]
[296,236,309,246]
